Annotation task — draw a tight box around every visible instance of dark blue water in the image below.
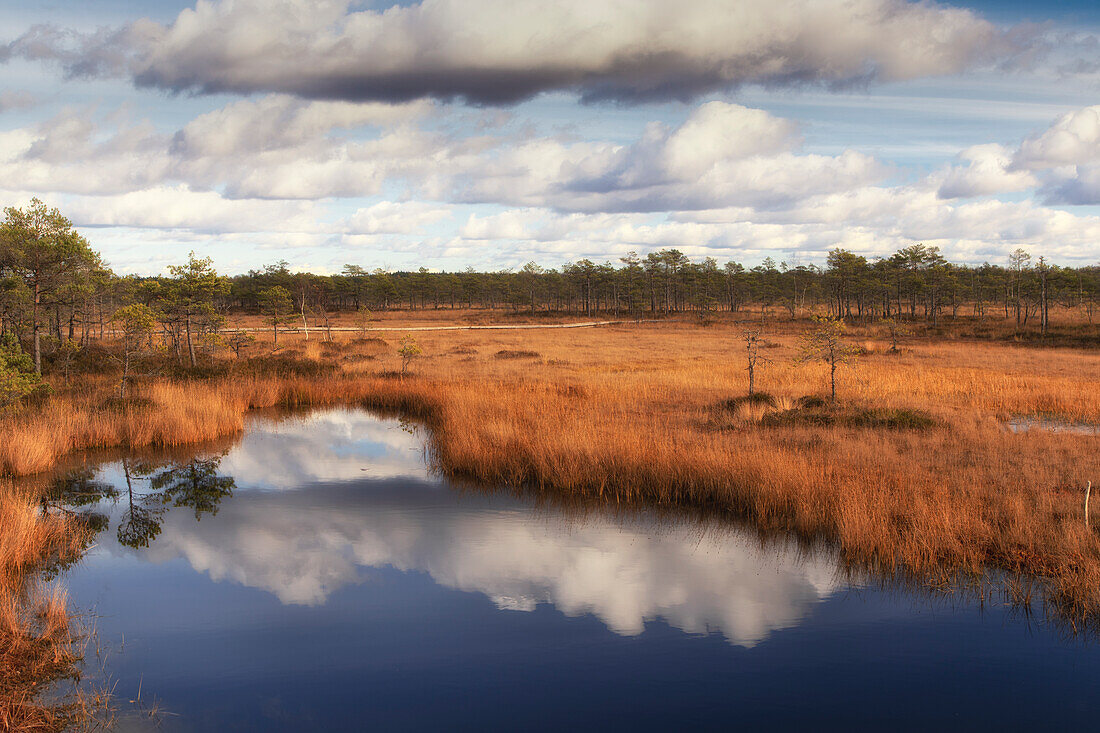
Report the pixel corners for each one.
[57,409,1100,731]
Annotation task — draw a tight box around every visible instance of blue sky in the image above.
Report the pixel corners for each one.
[0,0,1098,275]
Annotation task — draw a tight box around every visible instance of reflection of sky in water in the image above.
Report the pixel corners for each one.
[223,409,429,488]
[61,409,1100,732]
[87,409,839,646]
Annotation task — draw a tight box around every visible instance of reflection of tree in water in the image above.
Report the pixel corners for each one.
[116,459,165,549]
[44,468,118,539]
[37,469,119,577]
[117,455,237,548]
[49,453,237,550]
[148,457,236,521]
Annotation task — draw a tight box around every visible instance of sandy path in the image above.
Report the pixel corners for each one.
[222,320,650,333]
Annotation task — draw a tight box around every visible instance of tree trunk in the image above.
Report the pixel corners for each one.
[32,280,41,375]
[185,313,196,368]
[120,351,129,398]
[1040,267,1048,336]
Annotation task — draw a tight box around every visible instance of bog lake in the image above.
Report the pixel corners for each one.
[45,408,1100,731]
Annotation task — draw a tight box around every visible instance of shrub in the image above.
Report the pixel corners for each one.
[719,392,777,412]
[0,332,43,410]
[846,408,938,430]
[761,408,836,427]
[161,361,232,380]
[494,349,541,359]
[762,404,937,430]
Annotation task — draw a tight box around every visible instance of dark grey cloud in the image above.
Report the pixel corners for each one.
[2,0,1035,105]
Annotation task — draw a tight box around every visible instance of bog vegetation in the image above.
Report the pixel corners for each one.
[2,199,1100,728]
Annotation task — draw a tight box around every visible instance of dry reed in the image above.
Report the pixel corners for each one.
[0,480,88,731]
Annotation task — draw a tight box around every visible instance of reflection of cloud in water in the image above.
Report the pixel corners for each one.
[95,409,840,646]
[221,409,428,489]
[131,480,838,647]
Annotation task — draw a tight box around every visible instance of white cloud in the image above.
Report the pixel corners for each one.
[1014,105,1100,170]
[660,102,800,177]
[345,201,453,235]
[0,106,171,195]
[0,99,885,212]
[4,89,1100,270]
[462,181,1100,265]
[998,105,1100,205]
[172,95,434,158]
[445,102,885,212]
[50,186,325,233]
[937,144,1037,199]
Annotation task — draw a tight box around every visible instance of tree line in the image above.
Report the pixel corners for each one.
[2,199,1099,375]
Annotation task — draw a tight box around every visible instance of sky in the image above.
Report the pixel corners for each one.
[0,0,1098,276]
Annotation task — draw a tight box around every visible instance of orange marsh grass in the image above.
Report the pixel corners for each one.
[0,480,88,731]
[1,320,1100,619]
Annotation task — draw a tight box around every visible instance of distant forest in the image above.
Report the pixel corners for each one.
[2,200,1099,370]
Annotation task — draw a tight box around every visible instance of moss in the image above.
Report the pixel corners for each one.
[762,404,937,431]
[846,408,938,430]
[718,392,777,411]
[762,408,836,427]
[494,349,541,359]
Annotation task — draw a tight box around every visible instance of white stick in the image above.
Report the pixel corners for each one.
[1086,481,1092,529]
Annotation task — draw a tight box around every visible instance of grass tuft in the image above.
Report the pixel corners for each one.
[494,349,541,359]
[719,392,777,410]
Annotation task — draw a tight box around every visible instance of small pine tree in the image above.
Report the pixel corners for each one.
[879,317,910,353]
[398,335,423,376]
[741,328,769,397]
[355,308,374,335]
[259,286,294,349]
[0,331,43,409]
[797,315,860,405]
[112,303,156,397]
[226,329,256,358]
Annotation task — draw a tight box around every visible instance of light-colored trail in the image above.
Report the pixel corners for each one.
[222,319,651,334]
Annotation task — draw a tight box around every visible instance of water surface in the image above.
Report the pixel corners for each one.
[1006,415,1100,435]
[57,408,1100,731]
